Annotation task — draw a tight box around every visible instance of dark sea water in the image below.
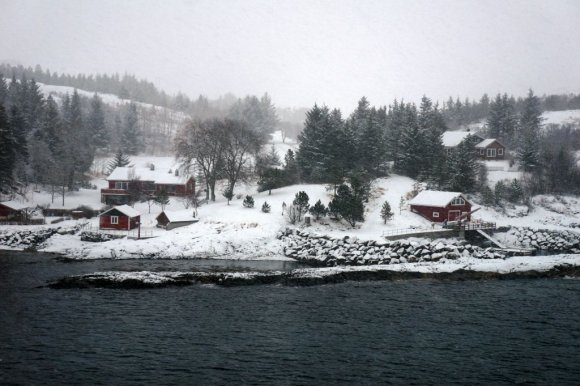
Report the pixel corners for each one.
[1,250,579,385]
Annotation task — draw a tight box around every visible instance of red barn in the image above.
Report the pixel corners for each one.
[99,205,141,230]
[409,191,472,223]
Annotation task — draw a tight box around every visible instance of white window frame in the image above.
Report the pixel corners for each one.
[498,148,504,156]
[479,149,484,155]
[486,148,496,157]
[451,197,465,206]
[111,215,119,224]
[432,212,440,218]
[115,181,128,190]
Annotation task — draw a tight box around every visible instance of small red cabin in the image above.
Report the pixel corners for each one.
[409,191,472,223]
[0,201,29,221]
[99,205,141,230]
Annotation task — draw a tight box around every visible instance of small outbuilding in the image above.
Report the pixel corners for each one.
[409,190,473,223]
[0,201,29,221]
[156,210,198,230]
[99,205,141,230]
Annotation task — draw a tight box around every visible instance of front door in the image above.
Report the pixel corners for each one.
[448,210,461,221]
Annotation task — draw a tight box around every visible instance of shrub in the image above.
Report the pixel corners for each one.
[243,195,255,208]
[261,201,271,213]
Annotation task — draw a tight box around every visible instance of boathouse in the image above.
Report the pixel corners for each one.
[409,191,473,223]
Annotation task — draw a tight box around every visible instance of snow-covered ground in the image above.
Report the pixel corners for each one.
[1,131,579,278]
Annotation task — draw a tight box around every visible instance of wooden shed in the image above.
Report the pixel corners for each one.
[99,205,141,230]
[409,191,473,223]
[156,210,198,230]
[0,201,29,221]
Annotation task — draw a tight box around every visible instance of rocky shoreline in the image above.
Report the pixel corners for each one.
[277,227,580,267]
[48,263,580,289]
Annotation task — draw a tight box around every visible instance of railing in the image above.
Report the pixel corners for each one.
[80,223,158,239]
[382,226,441,237]
[453,222,496,231]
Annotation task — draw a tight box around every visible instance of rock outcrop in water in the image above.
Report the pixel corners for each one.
[0,227,78,250]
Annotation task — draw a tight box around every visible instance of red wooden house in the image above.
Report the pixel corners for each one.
[409,191,473,223]
[0,201,29,221]
[475,139,506,160]
[101,166,195,205]
[99,205,141,230]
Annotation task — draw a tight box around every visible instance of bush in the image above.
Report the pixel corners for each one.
[243,195,255,208]
[292,191,310,221]
[261,201,271,213]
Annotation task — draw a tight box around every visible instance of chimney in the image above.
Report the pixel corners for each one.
[150,164,155,171]
[175,169,179,176]
[168,169,172,174]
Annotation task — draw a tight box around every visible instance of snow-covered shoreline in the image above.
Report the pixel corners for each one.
[47,254,580,289]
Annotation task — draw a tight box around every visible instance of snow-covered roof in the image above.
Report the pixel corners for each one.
[441,131,483,147]
[101,204,140,218]
[0,200,29,210]
[159,210,197,223]
[475,139,502,148]
[409,190,469,208]
[108,166,190,185]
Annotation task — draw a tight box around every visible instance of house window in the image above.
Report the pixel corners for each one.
[433,212,439,218]
[115,182,128,190]
[111,216,119,224]
[451,197,465,206]
[480,149,484,155]
[486,148,496,157]
[498,148,504,156]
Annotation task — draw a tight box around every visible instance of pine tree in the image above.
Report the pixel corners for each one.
[309,199,327,220]
[261,201,271,213]
[107,149,131,173]
[0,74,7,105]
[446,138,479,192]
[380,201,393,224]
[283,149,299,185]
[88,93,109,149]
[329,184,364,227]
[296,104,332,182]
[0,104,15,188]
[517,90,543,174]
[292,191,310,221]
[243,195,255,208]
[121,102,142,154]
[395,104,424,178]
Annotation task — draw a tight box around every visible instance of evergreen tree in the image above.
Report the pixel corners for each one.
[446,138,479,192]
[296,104,332,182]
[309,199,327,220]
[395,103,423,178]
[487,94,518,146]
[107,149,131,173]
[380,201,394,224]
[292,191,310,221]
[283,149,299,185]
[0,74,7,105]
[121,102,142,154]
[329,184,364,227]
[261,201,271,213]
[243,195,255,208]
[494,180,507,205]
[0,104,15,188]
[88,93,109,149]
[517,90,543,174]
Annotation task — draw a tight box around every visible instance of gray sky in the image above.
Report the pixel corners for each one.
[1,0,579,112]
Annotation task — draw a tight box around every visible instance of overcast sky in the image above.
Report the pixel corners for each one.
[1,0,579,112]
